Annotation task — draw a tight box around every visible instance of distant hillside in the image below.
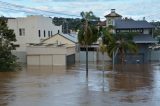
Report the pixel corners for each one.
[53,17,100,34]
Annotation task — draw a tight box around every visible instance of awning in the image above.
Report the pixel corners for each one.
[133,35,158,44]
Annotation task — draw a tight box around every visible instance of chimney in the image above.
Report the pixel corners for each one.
[143,17,145,21]
[111,9,115,13]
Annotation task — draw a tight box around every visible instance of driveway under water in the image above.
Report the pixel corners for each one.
[0,62,160,106]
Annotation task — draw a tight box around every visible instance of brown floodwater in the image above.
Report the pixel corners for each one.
[0,62,160,106]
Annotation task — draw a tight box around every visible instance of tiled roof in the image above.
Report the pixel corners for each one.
[115,19,154,29]
[133,35,158,44]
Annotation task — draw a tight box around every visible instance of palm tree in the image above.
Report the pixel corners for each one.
[78,11,99,78]
[106,32,138,64]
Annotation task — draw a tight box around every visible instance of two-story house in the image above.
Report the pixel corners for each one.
[101,9,158,64]
[7,15,62,63]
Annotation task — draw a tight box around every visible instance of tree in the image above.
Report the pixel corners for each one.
[0,17,18,71]
[104,32,138,64]
[78,11,99,78]
[101,26,138,64]
[154,29,160,37]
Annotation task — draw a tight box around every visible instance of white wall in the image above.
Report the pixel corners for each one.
[106,17,121,27]
[36,16,62,39]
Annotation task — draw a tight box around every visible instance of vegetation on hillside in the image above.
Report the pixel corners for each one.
[53,16,100,34]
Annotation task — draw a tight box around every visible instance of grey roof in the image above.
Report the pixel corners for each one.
[115,19,154,29]
[133,35,158,44]
[59,33,78,43]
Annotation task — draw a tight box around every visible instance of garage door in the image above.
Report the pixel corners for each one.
[27,55,40,65]
[40,55,52,66]
[67,54,75,65]
[53,55,66,66]
[79,51,97,62]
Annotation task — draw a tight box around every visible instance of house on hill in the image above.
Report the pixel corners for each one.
[99,9,158,64]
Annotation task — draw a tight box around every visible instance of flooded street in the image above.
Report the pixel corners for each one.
[0,63,160,106]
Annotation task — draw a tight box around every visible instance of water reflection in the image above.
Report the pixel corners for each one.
[0,72,19,106]
[108,64,153,91]
[27,66,67,75]
[0,63,159,106]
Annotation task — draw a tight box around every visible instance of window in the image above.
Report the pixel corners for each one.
[44,30,46,37]
[149,29,152,35]
[19,28,25,36]
[108,19,113,25]
[80,47,96,51]
[38,30,41,37]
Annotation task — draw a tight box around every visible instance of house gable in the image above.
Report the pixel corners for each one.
[42,33,75,45]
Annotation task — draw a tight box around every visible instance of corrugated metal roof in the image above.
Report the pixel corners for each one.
[133,35,158,43]
[115,19,154,29]
[60,33,78,43]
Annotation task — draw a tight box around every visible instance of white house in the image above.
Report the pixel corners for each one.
[7,15,62,63]
[42,33,79,62]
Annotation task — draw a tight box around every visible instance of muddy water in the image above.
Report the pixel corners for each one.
[0,63,160,106]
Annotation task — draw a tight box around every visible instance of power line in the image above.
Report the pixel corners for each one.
[0,1,159,20]
[0,6,40,15]
[0,1,81,18]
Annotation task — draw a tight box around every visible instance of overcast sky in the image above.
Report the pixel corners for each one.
[0,0,160,21]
